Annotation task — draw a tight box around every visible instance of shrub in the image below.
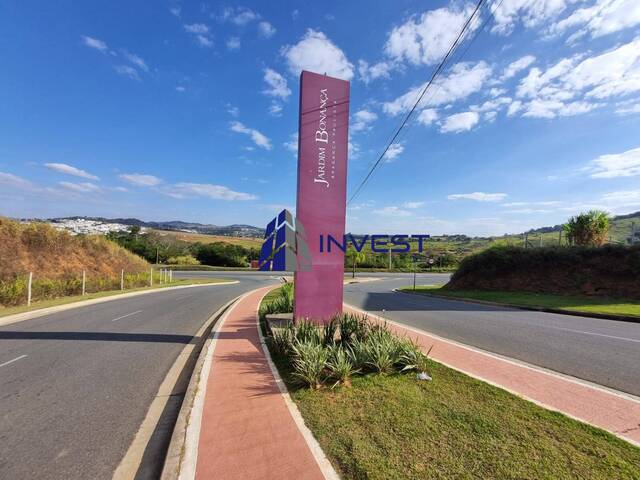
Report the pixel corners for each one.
[563,210,610,247]
[166,255,200,265]
[327,345,358,387]
[291,341,330,389]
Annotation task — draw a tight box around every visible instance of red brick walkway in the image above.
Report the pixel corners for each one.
[195,287,325,480]
[346,304,640,446]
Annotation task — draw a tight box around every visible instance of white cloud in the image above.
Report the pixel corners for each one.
[501,201,560,207]
[417,108,438,126]
[284,133,298,155]
[549,0,640,40]
[166,182,257,201]
[349,141,361,159]
[601,189,640,206]
[176,86,186,92]
[0,172,35,190]
[402,201,425,209]
[358,60,393,84]
[507,100,523,116]
[169,6,181,17]
[384,5,476,65]
[383,143,404,162]
[615,103,640,115]
[383,61,492,115]
[226,37,241,50]
[44,163,99,180]
[58,181,101,193]
[448,192,507,202]
[81,35,108,53]
[282,29,354,80]
[491,0,570,35]
[470,97,513,113]
[226,104,239,117]
[184,24,213,48]
[222,7,258,26]
[123,51,148,72]
[229,121,272,150]
[373,206,412,217]
[585,147,640,178]
[263,68,291,99]
[258,21,276,38]
[440,111,479,133]
[501,55,536,80]
[119,173,162,186]
[513,38,640,118]
[114,65,141,81]
[268,102,283,116]
[489,87,507,97]
[351,109,378,132]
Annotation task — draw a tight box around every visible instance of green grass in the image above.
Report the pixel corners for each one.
[400,286,640,318]
[0,278,229,318]
[259,295,640,479]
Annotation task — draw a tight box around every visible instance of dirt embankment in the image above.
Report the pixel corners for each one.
[0,217,148,280]
[446,245,640,299]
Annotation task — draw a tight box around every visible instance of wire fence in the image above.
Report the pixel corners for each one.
[0,268,175,308]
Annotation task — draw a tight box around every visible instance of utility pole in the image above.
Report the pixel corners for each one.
[156,247,159,265]
[82,270,86,296]
[388,248,392,271]
[27,272,33,306]
[120,269,124,291]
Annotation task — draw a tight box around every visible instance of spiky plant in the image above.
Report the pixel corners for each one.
[323,317,338,347]
[269,324,294,357]
[294,319,324,345]
[364,326,400,374]
[290,340,329,389]
[563,210,610,246]
[327,345,358,387]
[397,339,433,374]
[345,338,370,371]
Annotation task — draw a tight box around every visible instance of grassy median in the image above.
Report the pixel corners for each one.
[0,278,230,318]
[260,288,640,479]
[399,286,640,318]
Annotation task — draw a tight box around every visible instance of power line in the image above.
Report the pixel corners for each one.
[375,0,506,159]
[347,0,488,205]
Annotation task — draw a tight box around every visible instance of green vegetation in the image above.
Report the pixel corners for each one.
[564,210,611,246]
[107,228,259,267]
[0,278,227,318]
[447,244,640,299]
[259,288,640,480]
[400,286,640,318]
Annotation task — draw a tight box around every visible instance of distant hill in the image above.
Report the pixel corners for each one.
[48,216,265,238]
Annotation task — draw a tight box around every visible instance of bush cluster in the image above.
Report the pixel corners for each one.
[264,309,432,389]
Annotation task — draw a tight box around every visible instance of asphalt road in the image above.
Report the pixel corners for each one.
[342,274,640,397]
[0,273,278,480]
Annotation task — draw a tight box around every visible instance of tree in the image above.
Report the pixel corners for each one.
[345,247,366,278]
[563,210,610,247]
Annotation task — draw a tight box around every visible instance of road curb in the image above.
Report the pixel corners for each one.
[394,289,640,324]
[158,295,242,480]
[256,291,341,480]
[0,281,239,327]
[114,295,241,480]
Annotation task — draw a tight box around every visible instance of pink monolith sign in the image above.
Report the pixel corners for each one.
[294,70,350,323]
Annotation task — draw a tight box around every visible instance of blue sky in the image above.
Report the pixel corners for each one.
[1,0,640,236]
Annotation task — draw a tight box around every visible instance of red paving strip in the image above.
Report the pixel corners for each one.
[346,304,640,446]
[195,287,325,480]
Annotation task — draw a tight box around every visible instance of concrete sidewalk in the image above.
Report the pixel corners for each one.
[347,304,640,447]
[182,287,333,480]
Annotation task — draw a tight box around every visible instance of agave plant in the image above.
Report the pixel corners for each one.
[269,324,294,357]
[327,345,358,387]
[294,319,324,345]
[290,340,330,389]
[345,338,370,371]
[397,339,433,374]
[365,326,400,374]
[338,313,370,344]
[323,317,338,347]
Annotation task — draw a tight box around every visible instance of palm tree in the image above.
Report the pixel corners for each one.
[563,210,610,246]
[345,247,366,278]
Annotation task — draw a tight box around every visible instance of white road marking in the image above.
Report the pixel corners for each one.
[545,325,640,344]
[111,310,143,322]
[0,354,27,368]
